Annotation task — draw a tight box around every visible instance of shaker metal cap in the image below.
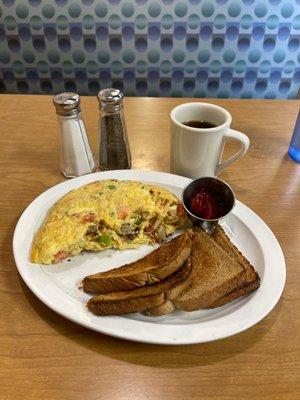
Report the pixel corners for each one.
[97,88,123,104]
[53,92,81,116]
[97,88,123,112]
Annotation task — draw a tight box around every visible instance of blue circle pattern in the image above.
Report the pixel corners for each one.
[267,15,279,30]
[33,38,46,52]
[149,25,160,40]
[174,25,186,40]
[0,1,298,98]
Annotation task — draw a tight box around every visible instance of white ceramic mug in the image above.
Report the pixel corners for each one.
[170,102,250,179]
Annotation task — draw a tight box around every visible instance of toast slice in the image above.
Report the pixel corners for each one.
[213,225,259,288]
[173,228,247,311]
[207,225,260,307]
[146,275,260,315]
[145,225,260,316]
[88,292,165,316]
[83,231,192,293]
[87,259,192,316]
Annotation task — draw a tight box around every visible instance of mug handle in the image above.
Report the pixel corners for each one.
[215,129,250,175]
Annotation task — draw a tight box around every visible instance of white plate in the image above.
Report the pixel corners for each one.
[13,170,286,345]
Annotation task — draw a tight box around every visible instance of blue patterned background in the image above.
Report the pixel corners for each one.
[0,0,299,98]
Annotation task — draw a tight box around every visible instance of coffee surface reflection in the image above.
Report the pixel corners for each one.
[182,120,217,129]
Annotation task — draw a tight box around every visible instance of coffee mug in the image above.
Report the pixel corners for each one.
[170,102,250,179]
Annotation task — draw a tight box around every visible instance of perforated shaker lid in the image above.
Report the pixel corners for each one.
[97,88,123,112]
[53,92,81,116]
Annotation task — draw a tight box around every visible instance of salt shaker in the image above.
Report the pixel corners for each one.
[97,88,131,170]
[288,109,300,163]
[53,92,96,178]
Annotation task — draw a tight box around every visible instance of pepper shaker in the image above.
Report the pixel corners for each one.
[53,92,96,178]
[97,88,131,171]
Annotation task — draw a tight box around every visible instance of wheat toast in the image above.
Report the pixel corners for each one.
[87,259,192,315]
[83,231,192,293]
[208,278,260,308]
[207,225,260,307]
[173,228,247,311]
[145,226,260,316]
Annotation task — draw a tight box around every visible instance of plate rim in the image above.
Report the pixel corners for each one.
[13,170,286,345]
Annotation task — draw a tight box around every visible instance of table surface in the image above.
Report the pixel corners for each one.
[1,95,300,400]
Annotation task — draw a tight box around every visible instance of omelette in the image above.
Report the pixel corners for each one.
[31,180,187,264]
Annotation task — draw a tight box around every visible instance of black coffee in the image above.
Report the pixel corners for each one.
[183,120,217,129]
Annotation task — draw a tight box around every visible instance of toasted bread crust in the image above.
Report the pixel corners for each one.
[164,258,192,300]
[213,225,259,286]
[87,292,165,315]
[208,273,260,308]
[149,272,260,315]
[87,260,192,316]
[144,301,176,316]
[83,232,192,293]
[88,260,192,301]
[209,225,260,307]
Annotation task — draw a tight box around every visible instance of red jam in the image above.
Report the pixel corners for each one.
[190,187,223,219]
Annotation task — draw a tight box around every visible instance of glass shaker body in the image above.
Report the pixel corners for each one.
[288,110,300,163]
[53,92,96,178]
[98,89,131,171]
[57,113,96,178]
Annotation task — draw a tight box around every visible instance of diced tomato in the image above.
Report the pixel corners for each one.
[71,212,96,223]
[53,250,69,263]
[81,213,96,223]
[117,205,128,220]
[177,203,186,217]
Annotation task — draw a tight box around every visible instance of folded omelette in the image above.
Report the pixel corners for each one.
[31,180,187,264]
